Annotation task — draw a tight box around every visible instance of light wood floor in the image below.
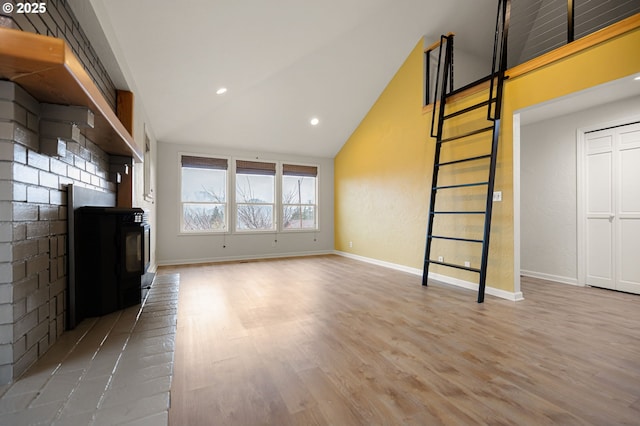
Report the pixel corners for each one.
[162,255,640,425]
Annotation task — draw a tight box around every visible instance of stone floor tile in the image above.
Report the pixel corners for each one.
[92,392,170,425]
[101,375,170,408]
[0,390,37,413]
[116,351,174,372]
[0,275,178,426]
[0,399,61,425]
[52,409,95,426]
[110,363,173,389]
[59,374,110,417]
[118,411,169,426]
[30,370,83,407]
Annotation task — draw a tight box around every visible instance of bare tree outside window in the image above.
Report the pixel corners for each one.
[181,160,227,232]
[182,186,226,231]
[282,175,317,229]
[181,157,318,233]
[236,174,275,230]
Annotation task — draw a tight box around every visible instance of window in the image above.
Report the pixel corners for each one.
[180,155,228,233]
[235,160,276,231]
[282,164,317,230]
[143,129,153,201]
[179,155,319,233]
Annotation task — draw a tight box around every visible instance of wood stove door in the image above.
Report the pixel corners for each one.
[118,223,144,308]
[122,224,143,275]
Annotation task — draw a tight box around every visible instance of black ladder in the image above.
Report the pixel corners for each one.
[422,0,510,303]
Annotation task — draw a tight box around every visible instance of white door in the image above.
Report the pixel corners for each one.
[584,122,640,294]
[585,129,615,289]
[616,124,640,294]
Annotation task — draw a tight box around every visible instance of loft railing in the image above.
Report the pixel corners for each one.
[424,0,639,101]
[508,0,639,68]
[424,33,454,107]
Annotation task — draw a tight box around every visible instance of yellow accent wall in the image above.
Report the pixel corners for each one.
[334,40,430,268]
[334,24,640,293]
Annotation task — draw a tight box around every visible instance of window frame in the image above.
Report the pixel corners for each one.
[178,153,230,235]
[233,158,277,233]
[143,127,154,201]
[177,153,320,235]
[281,163,319,232]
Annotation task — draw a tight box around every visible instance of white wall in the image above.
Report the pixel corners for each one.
[520,95,640,284]
[131,100,157,272]
[425,43,490,98]
[454,49,492,90]
[156,142,334,265]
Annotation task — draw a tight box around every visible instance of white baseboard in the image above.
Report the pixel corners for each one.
[335,251,524,302]
[429,271,524,301]
[520,269,581,287]
[334,251,424,276]
[156,250,334,267]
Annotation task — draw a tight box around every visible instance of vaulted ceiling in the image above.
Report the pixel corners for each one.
[69,0,497,158]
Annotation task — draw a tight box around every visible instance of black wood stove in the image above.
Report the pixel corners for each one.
[74,207,149,322]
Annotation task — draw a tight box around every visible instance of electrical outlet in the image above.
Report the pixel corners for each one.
[438,256,444,262]
[464,261,471,267]
[493,191,502,202]
[349,241,353,248]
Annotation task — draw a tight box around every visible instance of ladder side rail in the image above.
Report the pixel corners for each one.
[478,120,501,302]
[494,0,511,120]
[422,156,440,287]
[487,0,505,120]
[478,0,510,303]
[423,35,454,287]
[424,49,431,106]
[430,35,447,139]
[449,35,455,94]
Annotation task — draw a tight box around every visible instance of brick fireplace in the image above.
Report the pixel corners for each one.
[0,81,118,383]
[0,0,152,384]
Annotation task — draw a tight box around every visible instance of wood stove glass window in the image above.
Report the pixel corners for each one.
[180,155,228,233]
[125,230,142,273]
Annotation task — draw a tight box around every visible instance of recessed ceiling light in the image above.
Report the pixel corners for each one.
[634,75,640,81]
[216,87,227,95]
[310,117,319,126]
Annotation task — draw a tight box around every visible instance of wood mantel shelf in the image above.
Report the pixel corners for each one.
[0,27,142,161]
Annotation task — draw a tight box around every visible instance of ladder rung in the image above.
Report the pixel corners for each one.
[429,235,483,243]
[439,126,493,143]
[427,259,481,273]
[437,154,491,167]
[443,99,496,120]
[434,182,488,190]
[431,211,486,215]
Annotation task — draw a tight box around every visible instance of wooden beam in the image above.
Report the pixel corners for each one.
[117,90,135,136]
[424,32,455,53]
[110,156,134,208]
[0,27,142,161]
